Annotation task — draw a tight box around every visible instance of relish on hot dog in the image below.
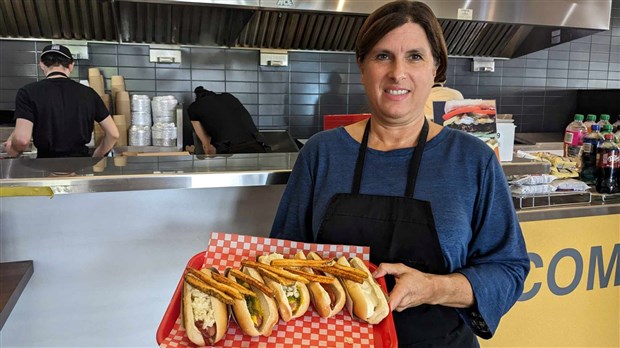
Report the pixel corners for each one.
[182,268,229,346]
[295,251,346,318]
[227,267,279,337]
[257,253,310,322]
[336,256,390,325]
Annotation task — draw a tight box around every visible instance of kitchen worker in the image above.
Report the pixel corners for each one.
[4,44,119,158]
[424,80,464,121]
[188,86,269,154]
[270,1,529,347]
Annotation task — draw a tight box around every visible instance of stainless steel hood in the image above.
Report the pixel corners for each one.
[0,0,612,59]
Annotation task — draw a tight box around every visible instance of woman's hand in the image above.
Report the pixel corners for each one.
[372,263,435,312]
[373,262,475,311]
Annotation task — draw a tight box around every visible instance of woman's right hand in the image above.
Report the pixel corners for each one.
[373,262,475,311]
[372,262,435,312]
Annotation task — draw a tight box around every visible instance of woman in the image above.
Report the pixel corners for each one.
[270,1,529,346]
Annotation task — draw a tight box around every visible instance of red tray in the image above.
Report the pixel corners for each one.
[157,251,398,347]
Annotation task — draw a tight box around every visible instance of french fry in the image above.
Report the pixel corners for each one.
[330,262,369,279]
[284,267,336,284]
[211,272,256,297]
[186,267,243,300]
[313,265,366,284]
[184,274,235,305]
[229,268,275,298]
[258,267,296,286]
[270,259,331,268]
[242,259,310,284]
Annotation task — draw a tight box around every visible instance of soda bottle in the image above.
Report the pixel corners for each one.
[612,115,620,133]
[601,124,617,142]
[595,133,620,194]
[580,124,604,182]
[563,114,587,158]
[598,114,611,129]
[584,114,597,132]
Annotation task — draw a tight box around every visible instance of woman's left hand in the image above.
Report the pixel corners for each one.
[372,262,435,312]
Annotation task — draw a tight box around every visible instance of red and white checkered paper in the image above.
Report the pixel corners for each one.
[160,232,374,348]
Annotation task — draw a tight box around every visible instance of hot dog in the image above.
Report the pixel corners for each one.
[336,256,390,324]
[182,268,229,346]
[295,251,346,318]
[227,267,279,337]
[257,253,310,322]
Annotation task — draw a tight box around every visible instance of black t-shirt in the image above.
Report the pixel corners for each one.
[14,78,110,158]
[187,93,259,146]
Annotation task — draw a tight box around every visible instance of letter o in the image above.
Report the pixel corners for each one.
[548,248,583,296]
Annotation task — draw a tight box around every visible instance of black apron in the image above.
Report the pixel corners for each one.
[316,119,476,347]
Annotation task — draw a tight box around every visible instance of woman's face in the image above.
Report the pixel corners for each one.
[359,22,437,126]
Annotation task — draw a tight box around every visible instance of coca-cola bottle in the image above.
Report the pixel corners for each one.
[580,124,604,182]
[564,114,587,159]
[596,133,620,194]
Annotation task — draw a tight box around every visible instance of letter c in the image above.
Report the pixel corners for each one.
[519,252,543,301]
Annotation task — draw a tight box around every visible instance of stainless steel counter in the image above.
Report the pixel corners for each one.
[0,153,297,195]
[1,151,618,221]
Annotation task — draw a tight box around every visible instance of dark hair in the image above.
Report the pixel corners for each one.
[41,53,73,69]
[355,0,448,83]
[194,86,215,99]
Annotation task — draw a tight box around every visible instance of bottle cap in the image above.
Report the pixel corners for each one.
[591,124,600,131]
[604,133,614,140]
[586,114,597,121]
[600,114,610,121]
[602,124,613,132]
[575,114,584,121]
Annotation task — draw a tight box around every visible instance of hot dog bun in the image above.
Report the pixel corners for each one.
[337,256,390,324]
[258,254,310,322]
[182,268,229,346]
[295,251,346,318]
[227,267,279,337]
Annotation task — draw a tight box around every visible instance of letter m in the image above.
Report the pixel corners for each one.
[587,244,620,290]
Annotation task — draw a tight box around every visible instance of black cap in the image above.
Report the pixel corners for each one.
[41,44,73,60]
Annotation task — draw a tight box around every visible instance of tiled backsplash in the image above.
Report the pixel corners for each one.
[0,0,618,140]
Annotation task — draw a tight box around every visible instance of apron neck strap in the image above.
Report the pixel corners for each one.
[352,117,429,198]
[405,118,429,197]
[352,118,372,194]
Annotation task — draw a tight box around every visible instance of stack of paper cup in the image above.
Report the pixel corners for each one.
[115,91,131,124]
[131,95,152,126]
[110,75,126,109]
[101,93,112,113]
[88,68,105,98]
[111,76,125,97]
[113,114,128,146]
[152,96,177,124]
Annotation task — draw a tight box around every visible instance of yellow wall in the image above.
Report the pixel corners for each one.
[482,214,620,347]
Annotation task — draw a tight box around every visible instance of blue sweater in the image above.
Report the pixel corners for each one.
[270,126,530,338]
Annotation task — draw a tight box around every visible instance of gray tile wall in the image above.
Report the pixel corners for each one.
[1,0,619,139]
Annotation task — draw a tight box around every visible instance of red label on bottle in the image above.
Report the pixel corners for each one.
[598,150,620,168]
